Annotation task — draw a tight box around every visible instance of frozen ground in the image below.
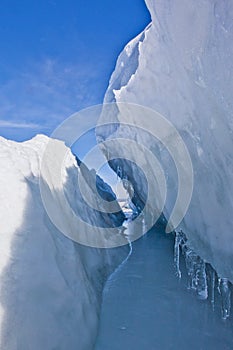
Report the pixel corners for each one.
[95,223,233,350]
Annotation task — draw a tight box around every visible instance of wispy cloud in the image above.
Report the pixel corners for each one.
[0,120,43,129]
[0,57,107,139]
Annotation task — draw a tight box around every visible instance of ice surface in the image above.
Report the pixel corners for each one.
[0,135,128,349]
[95,225,233,350]
[99,0,233,282]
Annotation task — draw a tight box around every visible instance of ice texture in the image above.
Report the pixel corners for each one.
[218,278,231,320]
[174,230,232,318]
[99,0,233,282]
[0,135,128,349]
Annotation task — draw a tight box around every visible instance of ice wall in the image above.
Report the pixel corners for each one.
[0,135,128,350]
[100,0,233,281]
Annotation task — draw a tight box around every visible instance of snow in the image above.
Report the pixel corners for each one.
[99,0,233,281]
[0,135,128,349]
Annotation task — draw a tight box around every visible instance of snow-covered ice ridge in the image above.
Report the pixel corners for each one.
[0,135,128,350]
[100,0,233,284]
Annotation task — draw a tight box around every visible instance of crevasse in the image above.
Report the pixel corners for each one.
[99,0,233,286]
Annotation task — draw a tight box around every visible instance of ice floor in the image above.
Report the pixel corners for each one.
[95,224,233,350]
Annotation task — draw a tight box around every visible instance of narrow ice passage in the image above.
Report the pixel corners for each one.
[95,224,233,350]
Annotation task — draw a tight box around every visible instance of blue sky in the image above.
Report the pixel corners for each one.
[0,0,150,142]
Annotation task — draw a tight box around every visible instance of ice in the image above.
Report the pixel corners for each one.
[98,0,233,284]
[0,135,128,349]
[1,1,233,347]
[173,229,233,320]
[218,278,231,320]
[116,165,123,179]
[174,231,208,300]
[184,249,208,300]
[209,266,216,308]
[174,231,182,279]
[95,225,233,350]
[196,260,208,300]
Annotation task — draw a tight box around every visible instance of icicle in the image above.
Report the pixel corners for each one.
[219,278,231,320]
[182,246,207,299]
[117,165,122,180]
[173,231,233,311]
[196,260,208,300]
[174,231,183,278]
[209,267,216,309]
[184,248,198,290]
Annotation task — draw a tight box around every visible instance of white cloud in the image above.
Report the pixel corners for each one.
[0,120,43,129]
